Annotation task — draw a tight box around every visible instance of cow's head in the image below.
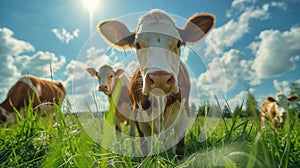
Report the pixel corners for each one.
[87,65,124,96]
[267,94,299,128]
[97,9,215,96]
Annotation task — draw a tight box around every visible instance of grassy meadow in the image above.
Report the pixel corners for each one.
[0,101,300,168]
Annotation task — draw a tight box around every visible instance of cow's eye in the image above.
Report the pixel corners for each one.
[177,40,181,48]
[135,42,141,49]
[110,75,113,78]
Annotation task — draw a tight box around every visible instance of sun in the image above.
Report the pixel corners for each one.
[82,0,99,13]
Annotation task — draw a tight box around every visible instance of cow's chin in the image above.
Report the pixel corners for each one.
[149,88,168,96]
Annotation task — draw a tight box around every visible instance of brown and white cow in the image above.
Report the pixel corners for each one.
[97,9,215,158]
[86,65,135,137]
[0,76,66,125]
[260,94,299,129]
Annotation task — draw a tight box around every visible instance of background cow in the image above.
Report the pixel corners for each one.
[86,65,135,137]
[97,9,215,158]
[260,94,299,129]
[0,76,66,125]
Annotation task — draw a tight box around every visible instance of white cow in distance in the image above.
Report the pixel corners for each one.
[260,94,299,129]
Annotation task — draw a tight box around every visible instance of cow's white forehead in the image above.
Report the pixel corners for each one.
[137,10,181,40]
[274,94,288,107]
[275,94,286,101]
[98,65,113,76]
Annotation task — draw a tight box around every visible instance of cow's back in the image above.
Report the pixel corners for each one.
[29,76,66,105]
[2,76,66,112]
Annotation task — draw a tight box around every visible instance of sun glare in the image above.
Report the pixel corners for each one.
[82,0,99,13]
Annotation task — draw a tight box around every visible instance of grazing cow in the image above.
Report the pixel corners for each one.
[260,94,299,129]
[0,76,66,125]
[86,65,135,137]
[97,9,215,158]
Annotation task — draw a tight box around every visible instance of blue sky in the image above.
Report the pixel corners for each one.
[1,0,300,111]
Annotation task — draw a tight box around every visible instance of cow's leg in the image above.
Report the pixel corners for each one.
[260,111,266,130]
[175,137,185,159]
[115,117,122,138]
[136,122,149,156]
[128,120,136,137]
[174,100,189,159]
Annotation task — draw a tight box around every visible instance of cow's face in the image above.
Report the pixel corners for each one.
[87,65,124,95]
[268,94,299,127]
[97,9,215,96]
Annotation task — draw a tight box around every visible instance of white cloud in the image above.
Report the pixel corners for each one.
[0,27,66,101]
[197,57,226,100]
[240,59,261,85]
[227,88,255,110]
[209,3,269,54]
[231,0,256,8]
[181,47,190,63]
[251,26,300,78]
[227,91,247,110]
[220,49,243,91]
[15,51,66,78]
[273,79,290,96]
[0,28,34,56]
[270,2,287,10]
[52,28,80,44]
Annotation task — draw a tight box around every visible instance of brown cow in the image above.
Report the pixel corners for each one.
[97,9,215,158]
[260,94,299,129]
[0,76,66,125]
[86,65,135,137]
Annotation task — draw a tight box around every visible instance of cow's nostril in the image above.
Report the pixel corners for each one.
[149,77,155,85]
[167,76,174,85]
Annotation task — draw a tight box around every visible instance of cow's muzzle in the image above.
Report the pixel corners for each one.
[144,71,178,96]
[99,85,108,93]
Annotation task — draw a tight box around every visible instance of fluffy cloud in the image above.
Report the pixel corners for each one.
[0,28,33,99]
[197,49,250,98]
[231,0,256,9]
[0,28,34,56]
[220,49,244,91]
[251,26,300,78]
[52,28,80,44]
[15,51,66,78]
[197,57,226,100]
[273,80,291,96]
[0,27,66,101]
[227,88,255,110]
[270,2,287,10]
[209,3,269,54]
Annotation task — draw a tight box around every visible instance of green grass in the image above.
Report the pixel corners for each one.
[1,102,300,167]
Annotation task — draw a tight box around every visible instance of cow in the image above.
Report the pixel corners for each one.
[97,9,215,158]
[260,94,299,129]
[0,76,66,125]
[86,65,135,137]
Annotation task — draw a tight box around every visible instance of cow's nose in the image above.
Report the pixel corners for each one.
[99,85,108,92]
[144,71,176,95]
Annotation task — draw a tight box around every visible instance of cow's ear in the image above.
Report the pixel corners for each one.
[97,20,135,50]
[288,95,299,102]
[115,69,125,78]
[86,68,98,77]
[267,97,276,102]
[179,14,215,43]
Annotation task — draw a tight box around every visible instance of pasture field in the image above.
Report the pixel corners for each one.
[0,102,300,168]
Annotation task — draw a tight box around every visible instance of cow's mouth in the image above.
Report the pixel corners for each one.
[149,88,167,96]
